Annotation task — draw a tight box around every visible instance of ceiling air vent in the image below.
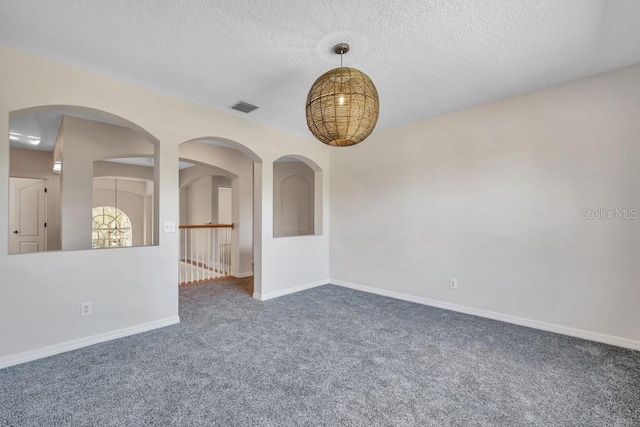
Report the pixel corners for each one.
[230,101,259,113]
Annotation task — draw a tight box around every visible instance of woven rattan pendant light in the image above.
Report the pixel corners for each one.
[306,43,379,147]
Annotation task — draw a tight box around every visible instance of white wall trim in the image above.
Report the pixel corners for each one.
[331,280,640,351]
[0,316,180,370]
[232,271,254,278]
[253,280,328,301]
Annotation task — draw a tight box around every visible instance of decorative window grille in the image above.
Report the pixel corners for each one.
[91,206,132,248]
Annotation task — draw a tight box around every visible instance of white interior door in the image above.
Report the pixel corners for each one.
[9,177,47,254]
[218,187,232,224]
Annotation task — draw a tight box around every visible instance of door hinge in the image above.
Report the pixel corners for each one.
[44,222,47,228]
[44,188,48,193]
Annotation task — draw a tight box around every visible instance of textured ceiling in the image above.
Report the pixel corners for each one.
[1,1,640,138]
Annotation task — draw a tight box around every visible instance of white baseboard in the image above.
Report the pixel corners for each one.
[0,316,180,370]
[232,271,254,278]
[253,279,328,301]
[331,280,640,351]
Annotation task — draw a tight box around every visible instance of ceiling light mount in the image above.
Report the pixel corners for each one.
[333,43,350,56]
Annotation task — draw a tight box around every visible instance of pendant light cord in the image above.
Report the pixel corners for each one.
[114,178,119,229]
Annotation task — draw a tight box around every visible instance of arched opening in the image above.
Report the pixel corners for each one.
[273,155,323,238]
[178,138,262,296]
[8,105,159,253]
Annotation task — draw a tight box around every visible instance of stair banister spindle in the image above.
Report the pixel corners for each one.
[178,224,234,285]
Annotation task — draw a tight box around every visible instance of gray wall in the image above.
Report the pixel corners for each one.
[181,175,232,225]
[330,65,640,343]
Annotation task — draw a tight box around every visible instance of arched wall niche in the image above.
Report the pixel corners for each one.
[273,154,323,238]
[8,105,160,253]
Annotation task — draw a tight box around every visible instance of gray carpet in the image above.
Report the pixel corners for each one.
[1,281,639,426]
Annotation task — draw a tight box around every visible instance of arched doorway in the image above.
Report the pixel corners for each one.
[178,137,262,296]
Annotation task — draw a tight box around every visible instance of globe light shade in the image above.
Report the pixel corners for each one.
[305,67,379,147]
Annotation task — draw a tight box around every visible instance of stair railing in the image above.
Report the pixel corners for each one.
[179,223,233,285]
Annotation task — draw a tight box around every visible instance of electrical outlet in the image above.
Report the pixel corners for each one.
[296,266,302,273]
[80,302,92,316]
[449,278,458,289]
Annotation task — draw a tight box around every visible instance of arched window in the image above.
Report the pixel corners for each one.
[92,206,132,248]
